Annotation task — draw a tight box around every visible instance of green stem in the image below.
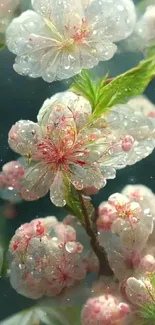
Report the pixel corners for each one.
[77,191,113,276]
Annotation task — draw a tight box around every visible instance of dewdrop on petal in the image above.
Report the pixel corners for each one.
[9,216,87,299]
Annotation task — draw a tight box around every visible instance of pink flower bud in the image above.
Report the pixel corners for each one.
[121,135,134,152]
[139,254,155,272]
[81,294,130,325]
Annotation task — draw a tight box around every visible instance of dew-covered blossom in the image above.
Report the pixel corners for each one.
[8,91,155,207]
[98,192,154,280]
[6,0,136,82]
[81,278,130,325]
[0,160,25,203]
[9,216,86,299]
[0,0,19,33]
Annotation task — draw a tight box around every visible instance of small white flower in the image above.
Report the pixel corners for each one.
[6,0,136,82]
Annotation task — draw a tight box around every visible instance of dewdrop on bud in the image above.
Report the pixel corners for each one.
[65,242,83,254]
[121,135,134,152]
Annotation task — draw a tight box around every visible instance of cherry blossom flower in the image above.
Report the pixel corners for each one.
[98,192,154,280]
[0,0,19,33]
[9,216,86,299]
[81,279,130,325]
[6,0,136,82]
[0,160,25,203]
[8,91,155,206]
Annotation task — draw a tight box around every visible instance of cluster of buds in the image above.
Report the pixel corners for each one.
[0,160,24,203]
[98,185,155,280]
[81,278,131,325]
[9,216,87,299]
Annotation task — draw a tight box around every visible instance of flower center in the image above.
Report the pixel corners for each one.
[37,135,87,172]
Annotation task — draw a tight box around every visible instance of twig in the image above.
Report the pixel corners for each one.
[104,78,113,85]
[77,191,113,276]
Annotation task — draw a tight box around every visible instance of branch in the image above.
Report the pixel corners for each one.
[77,191,113,277]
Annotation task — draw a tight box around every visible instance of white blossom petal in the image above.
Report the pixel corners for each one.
[50,172,67,207]
[20,162,54,200]
[85,0,136,42]
[37,91,92,130]
[8,120,40,157]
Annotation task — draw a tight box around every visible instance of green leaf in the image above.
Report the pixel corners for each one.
[139,303,155,325]
[137,0,155,12]
[71,70,96,108]
[64,179,84,224]
[64,176,95,225]
[147,45,155,58]
[0,306,70,325]
[60,307,81,325]
[91,55,155,120]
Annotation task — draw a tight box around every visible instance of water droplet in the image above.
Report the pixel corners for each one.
[65,242,78,253]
